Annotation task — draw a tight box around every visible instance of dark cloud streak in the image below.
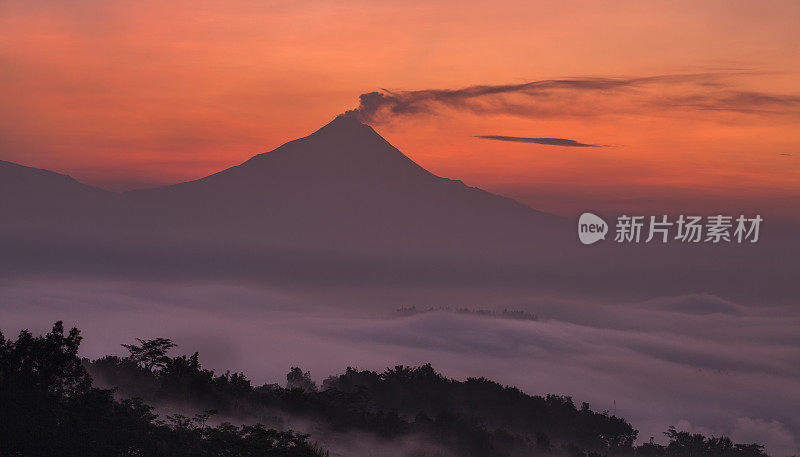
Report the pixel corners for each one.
[352,77,640,122]
[475,135,603,147]
[349,74,800,123]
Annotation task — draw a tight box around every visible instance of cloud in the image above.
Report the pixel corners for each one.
[350,74,800,123]
[732,418,798,457]
[351,77,640,122]
[1,279,799,457]
[655,90,800,114]
[638,294,746,316]
[475,135,603,147]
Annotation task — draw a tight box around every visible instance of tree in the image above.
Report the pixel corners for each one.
[122,337,176,372]
[286,367,317,392]
[0,321,90,399]
[2,323,327,457]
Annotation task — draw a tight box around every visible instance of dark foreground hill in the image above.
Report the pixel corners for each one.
[0,322,771,457]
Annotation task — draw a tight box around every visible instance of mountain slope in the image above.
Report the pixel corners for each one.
[0,159,112,228]
[0,116,797,302]
[0,115,564,280]
[121,114,563,258]
[0,159,109,206]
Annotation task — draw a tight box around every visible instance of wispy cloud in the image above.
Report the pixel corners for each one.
[475,135,604,147]
[350,73,800,123]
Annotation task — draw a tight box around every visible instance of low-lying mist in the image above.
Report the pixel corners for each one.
[1,278,797,456]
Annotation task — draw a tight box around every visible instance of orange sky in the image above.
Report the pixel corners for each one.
[1,0,799,219]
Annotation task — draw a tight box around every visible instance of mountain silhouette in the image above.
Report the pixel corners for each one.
[0,115,565,280]
[0,159,109,209]
[1,115,796,302]
[0,159,113,235]
[120,114,563,259]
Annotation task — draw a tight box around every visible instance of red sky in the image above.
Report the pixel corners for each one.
[1,0,799,219]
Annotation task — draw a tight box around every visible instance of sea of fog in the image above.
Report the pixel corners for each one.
[1,279,798,456]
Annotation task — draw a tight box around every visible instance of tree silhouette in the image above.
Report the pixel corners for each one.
[0,321,91,399]
[286,367,317,392]
[3,321,772,457]
[1,323,326,457]
[122,337,176,372]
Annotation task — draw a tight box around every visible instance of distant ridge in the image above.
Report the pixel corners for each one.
[0,159,111,224]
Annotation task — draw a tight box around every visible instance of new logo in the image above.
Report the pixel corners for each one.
[578,212,608,245]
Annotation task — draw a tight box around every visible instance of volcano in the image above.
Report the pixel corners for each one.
[0,115,564,279]
[0,115,796,301]
[119,114,562,258]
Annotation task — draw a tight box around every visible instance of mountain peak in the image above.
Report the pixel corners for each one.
[334,109,366,125]
[312,111,374,137]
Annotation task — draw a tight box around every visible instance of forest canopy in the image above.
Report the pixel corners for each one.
[0,322,771,457]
